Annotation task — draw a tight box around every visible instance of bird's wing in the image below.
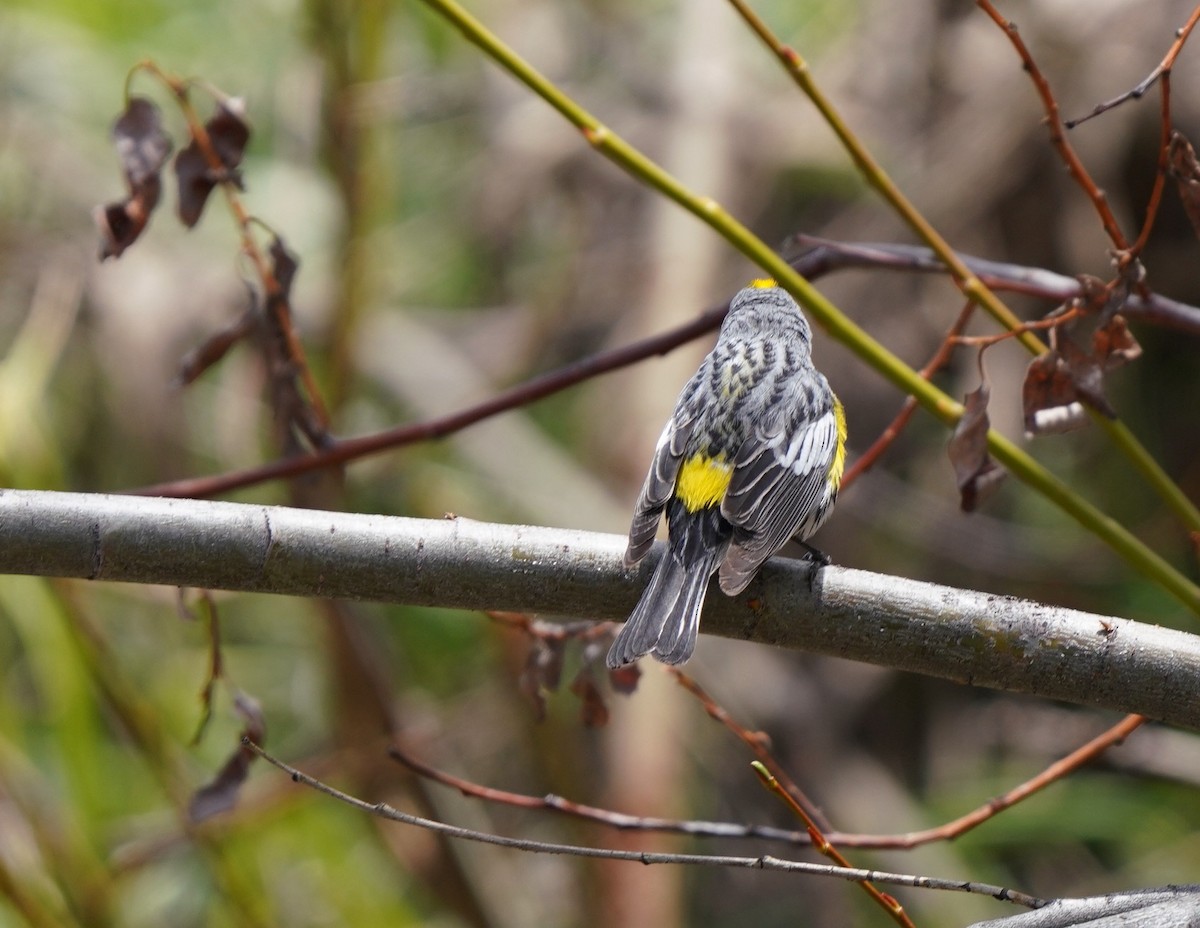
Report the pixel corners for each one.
[624,400,700,566]
[718,405,839,593]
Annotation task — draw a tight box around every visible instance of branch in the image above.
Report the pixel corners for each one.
[967,886,1200,928]
[789,236,1200,336]
[133,302,728,499]
[3,489,1200,729]
[245,740,1045,909]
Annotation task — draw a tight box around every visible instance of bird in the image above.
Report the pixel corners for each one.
[607,279,846,667]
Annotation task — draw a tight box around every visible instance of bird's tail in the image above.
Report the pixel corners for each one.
[607,538,723,668]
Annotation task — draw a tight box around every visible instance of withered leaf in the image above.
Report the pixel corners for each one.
[1168,131,1200,241]
[94,175,162,260]
[1093,314,1142,371]
[1060,335,1115,417]
[113,96,172,188]
[174,144,213,228]
[1023,351,1086,435]
[569,667,610,728]
[949,379,1006,512]
[207,97,250,171]
[518,637,565,722]
[269,235,299,302]
[175,99,251,228]
[176,308,256,387]
[97,97,171,259]
[606,662,641,696]
[188,692,265,823]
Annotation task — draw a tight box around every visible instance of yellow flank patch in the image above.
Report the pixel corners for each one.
[828,395,848,489]
[749,277,777,289]
[676,454,733,512]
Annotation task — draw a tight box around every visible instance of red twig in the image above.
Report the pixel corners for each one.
[842,300,976,490]
[132,303,728,497]
[951,306,1086,349]
[855,713,1146,849]
[388,711,1146,851]
[667,668,832,833]
[388,743,814,843]
[1130,68,1174,257]
[975,2,1129,252]
[752,762,915,928]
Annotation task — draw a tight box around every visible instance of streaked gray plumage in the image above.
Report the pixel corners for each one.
[608,282,844,668]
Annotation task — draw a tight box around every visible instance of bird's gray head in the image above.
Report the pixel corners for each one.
[723,279,813,344]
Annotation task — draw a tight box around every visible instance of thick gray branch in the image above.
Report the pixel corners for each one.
[2,489,1198,729]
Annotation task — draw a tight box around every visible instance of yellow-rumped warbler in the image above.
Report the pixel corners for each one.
[607,279,846,667]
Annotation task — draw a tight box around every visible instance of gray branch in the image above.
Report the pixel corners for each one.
[2,488,1198,729]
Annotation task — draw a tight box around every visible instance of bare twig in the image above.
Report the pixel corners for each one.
[132,302,728,498]
[246,740,1046,908]
[388,743,808,844]
[870,714,1146,849]
[668,669,830,830]
[752,762,915,927]
[788,237,1200,335]
[843,300,976,489]
[1065,5,1200,128]
[387,711,1146,851]
[975,3,1128,252]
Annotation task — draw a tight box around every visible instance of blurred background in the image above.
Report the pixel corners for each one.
[2,0,1200,925]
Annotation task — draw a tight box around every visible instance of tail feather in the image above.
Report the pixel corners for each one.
[607,545,721,668]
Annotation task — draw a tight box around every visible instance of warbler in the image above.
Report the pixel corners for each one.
[607,279,846,667]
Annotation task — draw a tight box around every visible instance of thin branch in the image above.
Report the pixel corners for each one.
[668,669,830,830]
[974,3,1128,251]
[388,743,816,844]
[873,714,1146,848]
[1130,70,1173,256]
[1065,5,1200,128]
[788,237,1200,336]
[4,489,1200,729]
[1095,4,1200,255]
[843,299,977,489]
[245,740,1046,909]
[388,713,1148,852]
[751,762,915,928]
[132,302,729,498]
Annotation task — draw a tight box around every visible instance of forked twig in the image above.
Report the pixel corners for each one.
[244,739,1047,908]
[1065,5,1200,129]
[753,762,915,928]
[974,2,1128,252]
[668,668,830,831]
[386,711,1147,852]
